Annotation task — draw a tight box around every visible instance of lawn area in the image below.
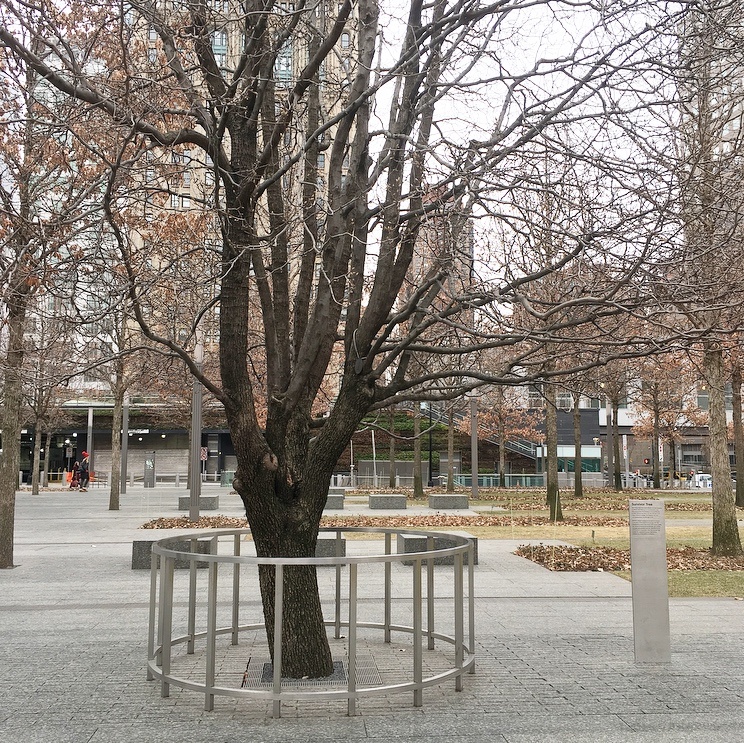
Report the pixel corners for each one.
[614,570,744,598]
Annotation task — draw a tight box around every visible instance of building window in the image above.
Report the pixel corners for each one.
[527,384,544,408]
[556,392,572,410]
[275,42,292,81]
[341,32,350,49]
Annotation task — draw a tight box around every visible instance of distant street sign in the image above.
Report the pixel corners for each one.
[200,447,209,462]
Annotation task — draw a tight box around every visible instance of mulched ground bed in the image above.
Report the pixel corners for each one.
[140,514,629,530]
[515,544,744,571]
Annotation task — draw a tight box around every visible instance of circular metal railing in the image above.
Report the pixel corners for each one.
[147,527,476,717]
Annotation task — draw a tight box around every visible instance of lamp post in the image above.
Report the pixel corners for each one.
[189,336,204,523]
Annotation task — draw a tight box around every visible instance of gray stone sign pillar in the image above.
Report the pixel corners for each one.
[629,499,671,663]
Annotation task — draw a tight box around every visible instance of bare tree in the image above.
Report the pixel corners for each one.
[631,352,706,489]
[672,1,744,555]
[0,0,691,672]
[0,36,106,567]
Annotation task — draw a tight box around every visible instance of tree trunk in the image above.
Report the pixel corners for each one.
[572,391,583,498]
[31,427,42,495]
[388,405,396,488]
[652,408,661,489]
[545,384,562,521]
[446,406,455,492]
[704,347,742,556]
[732,360,744,508]
[43,431,52,487]
[243,481,334,678]
[0,296,27,568]
[612,399,622,491]
[109,374,124,510]
[497,419,507,488]
[413,407,424,499]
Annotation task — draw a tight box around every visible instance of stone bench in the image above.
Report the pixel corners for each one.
[315,535,347,559]
[324,493,345,510]
[132,539,212,570]
[397,531,478,565]
[428,493,469,510]
[178,495,220,511]
[368,493,407,510]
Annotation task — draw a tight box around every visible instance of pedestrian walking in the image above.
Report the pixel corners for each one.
[69,460,80,490]
[79,451,90,491]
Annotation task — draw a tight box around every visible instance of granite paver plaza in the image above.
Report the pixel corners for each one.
[2,486,744,742]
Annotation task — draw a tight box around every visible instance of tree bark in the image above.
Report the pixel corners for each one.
[545,384,562,521]
[31,427,42,495]
[109,368,124,510]
[43,431,52,487]
[732,360,744,508]
[612,398,622,491]
[388,405,396,488]
[244,480,334,678]
[572,391,583,498]
[652,405,661,489]
[413,407,424,499]
[446,406,455,492]
[704,347,742,555]
[0,294,28,568]
[497,418,507,488]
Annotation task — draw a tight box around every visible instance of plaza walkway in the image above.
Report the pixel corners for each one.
[1,485,743,742]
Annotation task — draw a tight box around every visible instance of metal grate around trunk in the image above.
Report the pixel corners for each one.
[241,655,382,688]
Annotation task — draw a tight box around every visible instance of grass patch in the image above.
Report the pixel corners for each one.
[614,570,744,598]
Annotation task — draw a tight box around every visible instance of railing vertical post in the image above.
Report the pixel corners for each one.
[147,549,159,680]
[204,539,218,711]
[159,554,175,698]
[468,543,476,673]
[347,562,358,716]
[187,538,198,654]
[335,532,342,639]
[413,557,423,707]
[232,534,241,645]
[384,532,392,643]
[272,563,284,719]
[426,536,435,650]
[454,551,464,691]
